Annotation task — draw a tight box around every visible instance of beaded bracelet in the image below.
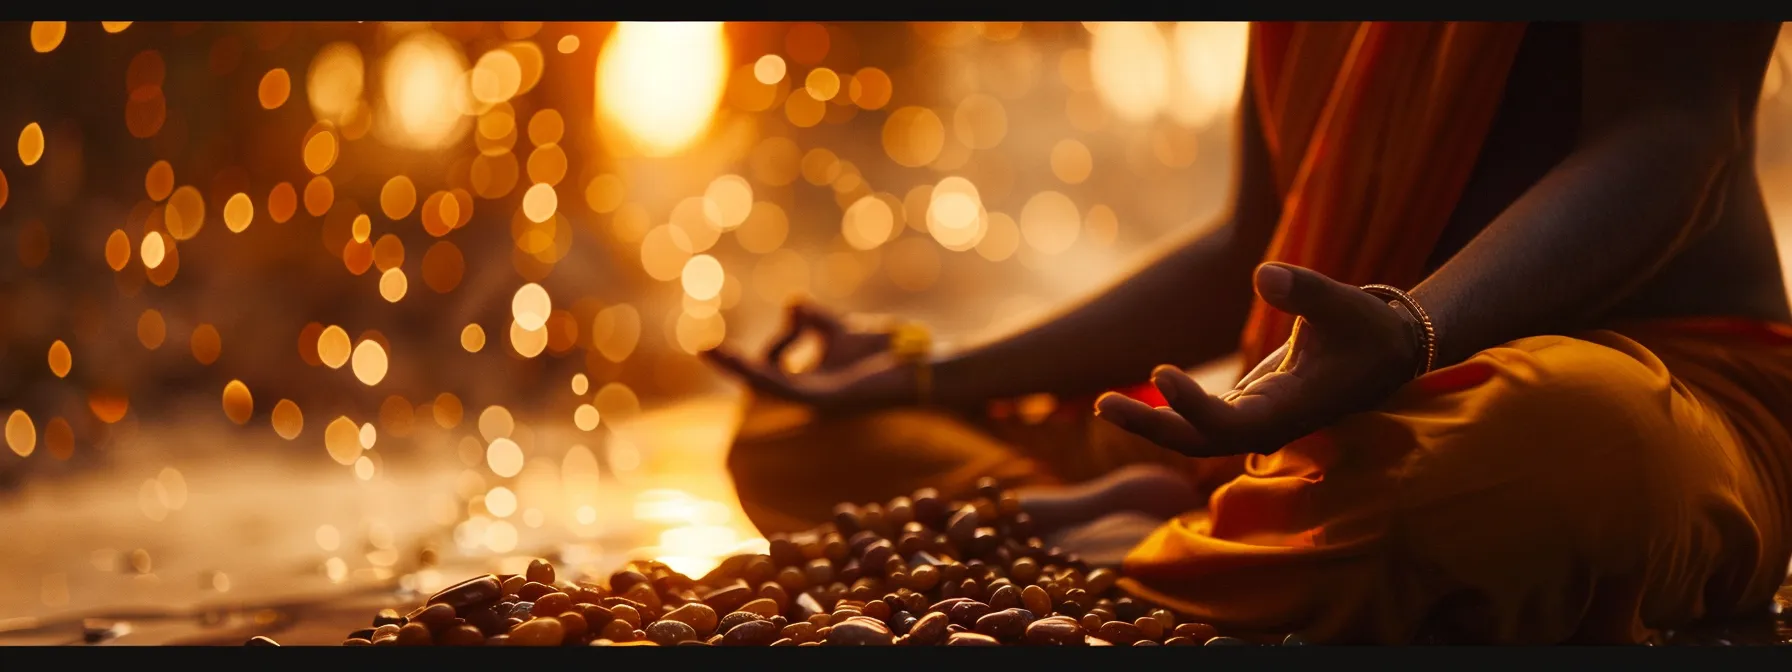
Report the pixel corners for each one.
[1360,284,1437,379]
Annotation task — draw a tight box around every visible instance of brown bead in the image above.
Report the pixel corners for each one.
[525,558,555,586]
[947,505,980,545]
[342,638,372,646]
[720,619,780,646]
[555,612,588,643]
[429,575,503,611]
[948,600,992,627]
[758,582,791,611]
[909,564,940,591]
[245,635,280,646]
[645,619,698,646]
[826,617,895,645]
[886,497,915,527]
[769,637,795,646]
[531,592,572,618]
[1164,636,1198,646]
[516,581,553,602]
[1084,568,1118,596]
[987,585,1021,611]
[599,619,635,642]
[407,603,456,626]
[1174,622,1220,641]
[500,575,526,598]
[776,566,808,592]
[737,597,780,618]
[622,583,661,611]
[611,604,642,629]
[1010,557,1040,585]
[1024,616,1087,646]
[973,608,1029,641]
[1096,620,1144,645]
[906,611,950,645]
[946,632,1001,646]
[661,602,718,636]
[861,599,892,622]
[394,622,433,646]
[506,617,564,647]
[701,581,755,615]
[439,624,486,646]
[1081,613,1103,632]
[1135,616,1164,641]
[780,621,818,644]
[1020,584,1052,615]
[1134,639,1161,646]
[579,604,615,630]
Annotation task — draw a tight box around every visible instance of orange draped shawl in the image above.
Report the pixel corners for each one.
[1103,21,1530,412]
[1237,21,1530,364]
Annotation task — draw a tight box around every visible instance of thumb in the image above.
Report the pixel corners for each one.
[1253,263,1373,326]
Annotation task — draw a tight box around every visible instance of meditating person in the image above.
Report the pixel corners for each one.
[704,21,1792,643]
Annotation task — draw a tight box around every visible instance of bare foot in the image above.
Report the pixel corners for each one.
[1045,511,1168,567]
[1016,464,1202,537]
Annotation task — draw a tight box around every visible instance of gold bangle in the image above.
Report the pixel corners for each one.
[1360,284,1436,378]
[889,322,933,406]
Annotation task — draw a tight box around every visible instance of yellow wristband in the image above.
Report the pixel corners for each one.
[889,322,933,406]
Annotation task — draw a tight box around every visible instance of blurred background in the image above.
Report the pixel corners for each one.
[0,21,1789,644]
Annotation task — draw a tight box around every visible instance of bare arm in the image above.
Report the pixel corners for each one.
[927,72,1283,408]
[1415,22,1778,366]
[1100,22,1784,458]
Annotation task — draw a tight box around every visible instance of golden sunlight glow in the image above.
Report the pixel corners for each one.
[308,42,365,126]
[1089,22,1171,124]
[379,30,469,150]
[596,22,730,156]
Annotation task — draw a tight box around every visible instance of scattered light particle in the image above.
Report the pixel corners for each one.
[378,268,408,302]
[190,324,222,365]
[521,183,557,223]
[315,524,340,551]
[145,161,174,201]
[486,438,524,478]
[18,123,45,166]
[460,324,486,353]
[317,325,351,369]
[354,456,375,481]
[47,340,71,378]
[223,192,254,232]
[754,54,786,84]
[380,176,417,220]
[573,404,600,431]
[222,380,253,425]
[105,229,131,270]
[485,486,517,517]
[268,182,297,223]
[681,255,725,301]
[257,68,292,109]
[140,231,167,269]
[137,310,166,349]
[303,130,338,175]
[43,418,72,460]
[556,35,580,54]
[272,399,303,440]
[29,22,65,53]
[358,422,376,449]
[324,416,360,465]
[570,373,589,395]
[102,22,133,33]
[350,339,388,386]
[511,283,551,331]
[5,411,35,457]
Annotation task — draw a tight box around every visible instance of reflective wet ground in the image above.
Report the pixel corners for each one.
[2,391,1790,646]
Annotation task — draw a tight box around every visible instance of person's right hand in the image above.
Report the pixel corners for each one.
[701,302,917,415]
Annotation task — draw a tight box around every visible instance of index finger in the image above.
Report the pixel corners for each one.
[702,346,808,402]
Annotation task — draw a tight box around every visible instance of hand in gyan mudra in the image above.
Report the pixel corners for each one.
[1097,263,1424,457]
[702,302,915,414]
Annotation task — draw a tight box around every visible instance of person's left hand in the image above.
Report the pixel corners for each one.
[1095,262,1424,457]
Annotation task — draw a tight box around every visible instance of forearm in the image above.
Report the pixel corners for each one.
[1413,109,1742,367]
[930,222,1259,408]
